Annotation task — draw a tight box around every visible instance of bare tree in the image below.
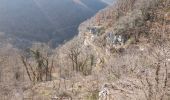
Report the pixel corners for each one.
[68,46,81,72]
[21,49,54,82]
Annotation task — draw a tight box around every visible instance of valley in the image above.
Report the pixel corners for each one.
[0,0,107,48]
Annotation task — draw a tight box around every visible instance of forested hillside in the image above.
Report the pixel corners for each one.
[0,0,170,100]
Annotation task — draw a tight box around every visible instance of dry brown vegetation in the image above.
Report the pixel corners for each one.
[0,0,170,100]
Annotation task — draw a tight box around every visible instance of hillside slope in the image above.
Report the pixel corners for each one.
[49,0,170,99]
[0,0,170,100]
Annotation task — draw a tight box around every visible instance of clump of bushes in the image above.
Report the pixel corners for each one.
[86,90,99,100]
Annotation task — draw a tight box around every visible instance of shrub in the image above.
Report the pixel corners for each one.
[86,90,99,100]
